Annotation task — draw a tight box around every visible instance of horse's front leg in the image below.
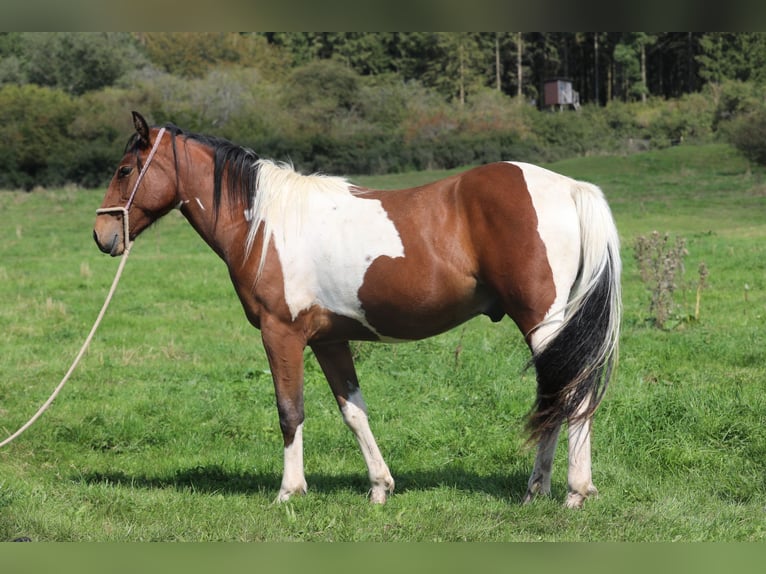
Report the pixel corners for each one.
[261,321,308,503]
[311,341,394,504]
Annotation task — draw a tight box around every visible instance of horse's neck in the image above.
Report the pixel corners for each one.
[177,182,249,264]
[174,140,258,272]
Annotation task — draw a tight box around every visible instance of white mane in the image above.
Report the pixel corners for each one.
[245,159,354,279]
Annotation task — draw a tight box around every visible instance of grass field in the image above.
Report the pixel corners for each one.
[0,143,764,541]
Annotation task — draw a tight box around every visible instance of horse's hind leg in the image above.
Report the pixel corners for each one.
[311,341,395,504]
[564,398,598,509]
[524,316,597,508]
[523,424,561,503]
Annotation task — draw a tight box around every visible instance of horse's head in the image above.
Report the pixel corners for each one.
[94,111,178,256]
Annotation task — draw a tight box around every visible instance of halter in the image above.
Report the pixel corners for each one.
[96,126,167,251]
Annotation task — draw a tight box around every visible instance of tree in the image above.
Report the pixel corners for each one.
[139,33,288,80]
[636,33,658,102]
[0,32,22,57]
[613,33,655,102]
[698,32,766,85]
[516,32,524,99]
[282,59,362,133]
[641,33,703,98]
[14,33,145,96]
[490,32,528,101]
[317,33,397,76]
[522,33,565,106]
[422,33,489,105]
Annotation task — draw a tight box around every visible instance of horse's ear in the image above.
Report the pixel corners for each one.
[132,111,150,147]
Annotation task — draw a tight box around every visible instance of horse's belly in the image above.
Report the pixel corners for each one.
[357,270,496,341]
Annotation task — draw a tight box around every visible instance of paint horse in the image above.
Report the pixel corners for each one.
[94,112,621,508]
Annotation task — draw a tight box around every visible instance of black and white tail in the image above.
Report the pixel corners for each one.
[527,180,622,441]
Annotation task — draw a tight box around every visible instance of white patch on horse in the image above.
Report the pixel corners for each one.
[245,160,404,333]
[507,161,581,349]
[195,197,206,211]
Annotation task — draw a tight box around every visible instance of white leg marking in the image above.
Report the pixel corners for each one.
[343,389,394,503]
[565,400,597,509]
[276,422,307,502]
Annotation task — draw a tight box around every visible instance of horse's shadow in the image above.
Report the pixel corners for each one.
[80,464,534,503]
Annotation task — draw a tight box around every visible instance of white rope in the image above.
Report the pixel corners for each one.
[0,241,133,448]
[2,126,165,448]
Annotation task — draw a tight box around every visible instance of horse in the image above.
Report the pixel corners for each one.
[94,111,621,508]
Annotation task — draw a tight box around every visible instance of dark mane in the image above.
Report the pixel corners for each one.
[125,123,260,223]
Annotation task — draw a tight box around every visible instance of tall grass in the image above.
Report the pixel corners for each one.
[0,143,764,541]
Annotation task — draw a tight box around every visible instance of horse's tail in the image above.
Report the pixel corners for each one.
[526,180,622,442]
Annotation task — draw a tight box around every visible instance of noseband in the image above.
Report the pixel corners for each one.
[96,126,167,251]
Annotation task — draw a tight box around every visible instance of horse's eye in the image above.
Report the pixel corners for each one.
[118,166,133,178]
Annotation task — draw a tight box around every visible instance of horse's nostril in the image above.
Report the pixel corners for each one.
[93,229,118,255]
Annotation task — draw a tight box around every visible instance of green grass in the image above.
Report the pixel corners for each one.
[0,143,764,541]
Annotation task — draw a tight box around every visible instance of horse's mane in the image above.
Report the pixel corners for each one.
[246,159,354,278]
[126,123,353,277]
[125,123,260,224]
[175,124,261,223]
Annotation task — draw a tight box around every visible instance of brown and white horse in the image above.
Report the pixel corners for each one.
[94,112,621,508]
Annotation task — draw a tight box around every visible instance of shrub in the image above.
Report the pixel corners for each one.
[602,100,646,139]
[0,84,77,189]
[357,75,409,131]
[282,59,362,134]
[725,106,766,166]
[527,104,615,160]
[633,231,688,328]
[647,92,715,147]
[709,79,763,129]
[15,33,146,96]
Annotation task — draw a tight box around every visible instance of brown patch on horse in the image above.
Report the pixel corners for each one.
[463,162,558,337]
[357,162,556,342]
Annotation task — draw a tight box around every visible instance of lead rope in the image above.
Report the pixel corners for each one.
[0,127,166,449]
[0,241,133,448]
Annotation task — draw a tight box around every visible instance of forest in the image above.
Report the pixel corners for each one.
[1,32,766,189]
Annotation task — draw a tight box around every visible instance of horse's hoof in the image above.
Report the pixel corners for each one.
[369,489,387,504]
[522,480,551,504]
[522,490,535,505]
[369,478,394,504]
[564,485,598,509]
[564,492,585,508]
[275,482,307,504]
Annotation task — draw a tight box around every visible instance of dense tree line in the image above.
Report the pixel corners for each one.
[1,32,766,189]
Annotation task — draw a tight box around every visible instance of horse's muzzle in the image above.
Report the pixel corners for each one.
[93,229,122,257]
